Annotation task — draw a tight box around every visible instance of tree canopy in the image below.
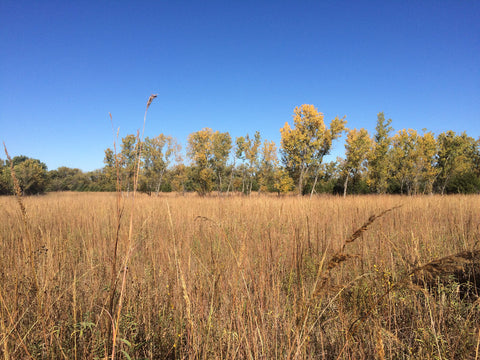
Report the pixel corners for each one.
[280,104,346,194]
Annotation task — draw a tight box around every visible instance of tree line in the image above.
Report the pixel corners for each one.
[2,104,479,196]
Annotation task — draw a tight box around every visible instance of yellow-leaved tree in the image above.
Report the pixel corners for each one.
[258,139,279,193]
[280,104,346,195]
[342,128,372,197]
[187,128,232,195]
[389,129,438,195]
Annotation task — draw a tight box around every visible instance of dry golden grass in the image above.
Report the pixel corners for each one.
[0,192,479,359]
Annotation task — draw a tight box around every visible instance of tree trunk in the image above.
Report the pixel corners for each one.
[310,172,319,198]
[298,165,307,196]
[441,174,450,195]
[298,172,304,195]
[241,170,246,194]
[155,172,164,196]
[218,174,223,195]
[226,173,232,194]
[343,175,349,198]
[227,160,235,195]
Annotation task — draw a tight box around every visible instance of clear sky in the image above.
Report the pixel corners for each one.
[1,0,479,171]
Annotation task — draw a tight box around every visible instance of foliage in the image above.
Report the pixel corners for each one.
[445,171,480,194]
[0,158,11,195]
[120,134,139,192]
[389,129,438,195]
[0,156,48,195]
[3,107,480,196]
[258,139,279,192]
[435,131,478,194]
[280,104,346,195]
[187,128,232,194]
[103,134,140,193]
[140,134,181,195]
[342,128,372,196]
[235,131,261,194]
[273,168,295,194]
[169,164,190,193]
[368,112,393,194]
[47,167,88,191]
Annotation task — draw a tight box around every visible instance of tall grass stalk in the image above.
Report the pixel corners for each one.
[110,94,157,359]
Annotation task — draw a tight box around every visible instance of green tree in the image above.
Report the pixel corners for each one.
[280,104,346,195]
[0,157,11,195]
[141,134,181,195]
[319,161,342,194]
[417,131,438,194]
[436,131,477,194]
[119,134,139,192]
[226,141,239,194]
[472,137,480,177]
[368,112,393,194]
[103,148,119,190]
[235,131,261,194]
[342,128,372,197]
[47,167,89,191]
[84,169,113,191]
[104,134,141,193]
[6,157,48,195]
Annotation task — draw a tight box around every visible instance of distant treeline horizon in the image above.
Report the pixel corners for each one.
[2,105,480,196]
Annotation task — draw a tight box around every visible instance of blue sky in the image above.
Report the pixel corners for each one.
[1,0,479,171]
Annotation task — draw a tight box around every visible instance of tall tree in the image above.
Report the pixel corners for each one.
[211,131,232,192]
[141,134,181,195]
[280,104,346,195]
[0,157,11,195]
[103,148,118,189]
[187,128,232,194]
[390,129,438,195]
[188,128,214,195]
[235,131,261,194]
[104,134,140,193]
[342,128,372,197]
[7,157,48,195]
[120,134,139,192]
[471,137,480,179]
[368,112,393,194]
[418,131,438,194]
[435,131,476,194]
[258,139,279,193]
[170,164,189,194]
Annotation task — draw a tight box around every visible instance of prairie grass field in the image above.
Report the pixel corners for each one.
[1,192,480,359]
